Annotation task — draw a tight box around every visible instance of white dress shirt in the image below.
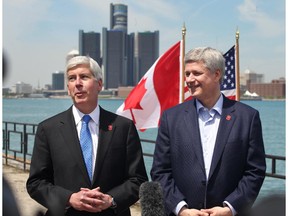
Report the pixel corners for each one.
[196,96,222,179]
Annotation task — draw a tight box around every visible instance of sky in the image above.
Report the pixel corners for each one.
[2,0,286,88]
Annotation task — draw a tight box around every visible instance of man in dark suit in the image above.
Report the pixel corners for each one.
[26,55,148,216]
[151,47,266,216]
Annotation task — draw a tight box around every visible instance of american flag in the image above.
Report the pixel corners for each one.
[184,45,237,101]
[221,46,236,100]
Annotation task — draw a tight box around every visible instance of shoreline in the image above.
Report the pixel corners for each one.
[3,95,286,101]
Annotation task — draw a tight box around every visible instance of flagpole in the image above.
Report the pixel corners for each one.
[235,29,240,101]
[181,23,186,103]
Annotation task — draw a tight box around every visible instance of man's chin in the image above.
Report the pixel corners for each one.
[190,91,200,98]
[74,97,87,104]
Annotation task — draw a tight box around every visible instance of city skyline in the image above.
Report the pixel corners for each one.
[3,0,285,88]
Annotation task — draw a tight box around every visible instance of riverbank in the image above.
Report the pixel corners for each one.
[3,163,141,216]
[2,94,285,101]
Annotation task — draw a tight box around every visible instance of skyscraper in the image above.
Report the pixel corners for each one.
[80,3,159,89]
[102,27,132,89]
[133,31,159,83]
[52,71,65,90]
[110,3,128,34]
[79,30,101,65]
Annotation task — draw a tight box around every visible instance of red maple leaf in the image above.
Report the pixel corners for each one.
[123,78,147,111]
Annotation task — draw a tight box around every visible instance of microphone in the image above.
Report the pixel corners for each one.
[139,181,165,216]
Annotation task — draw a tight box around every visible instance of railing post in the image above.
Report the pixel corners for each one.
[4,122,8,165]
[23,124,27,171]
[271,158,276,175]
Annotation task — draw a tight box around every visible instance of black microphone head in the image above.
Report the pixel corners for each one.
[139,181,165,216]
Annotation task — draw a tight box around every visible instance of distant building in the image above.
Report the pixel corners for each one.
[244,69,264,83]
[11,82,32,94]
[102,27,131,89]
[240,69,285,98]
[44,84,52,90]
[52,71,65,90]
[110,3,128,34]
[132,31,159,83]
[247,77,285,99]
[79,30,101,65]
[117,86,134,98]
[126,34,135,86]
[66,49,79,63]
[65,50,80,89]
[102,3,129,89]
[78,3,159,90]
[2,87,10,95]
[103,3,159,89]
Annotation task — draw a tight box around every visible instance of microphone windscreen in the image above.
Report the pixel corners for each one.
[139,181,165,216]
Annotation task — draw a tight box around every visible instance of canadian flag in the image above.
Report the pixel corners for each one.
[116,41,185,130]
[116,42,237,130]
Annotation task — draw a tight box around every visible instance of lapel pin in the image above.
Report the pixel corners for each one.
[108,125,113,131]
[226,115,231,121]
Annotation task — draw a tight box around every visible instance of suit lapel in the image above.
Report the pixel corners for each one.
[209,97,236,180]
[93,108,115,183]
[58,107,91,185]
[183,100,206,174]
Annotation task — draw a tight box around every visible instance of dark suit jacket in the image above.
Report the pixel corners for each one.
[151,96,266,216]
[27,106,148,216]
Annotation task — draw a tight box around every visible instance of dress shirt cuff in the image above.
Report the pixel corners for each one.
[223,201,237,216]
[174,201,188,215]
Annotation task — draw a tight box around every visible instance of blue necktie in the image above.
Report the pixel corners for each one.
[80,115,93,182]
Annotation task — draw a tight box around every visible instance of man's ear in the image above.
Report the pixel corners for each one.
[215,69,222,83]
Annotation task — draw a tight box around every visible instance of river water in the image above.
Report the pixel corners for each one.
[2,98,285,200]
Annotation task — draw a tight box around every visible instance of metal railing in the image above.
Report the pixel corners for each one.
[2,121,286,180]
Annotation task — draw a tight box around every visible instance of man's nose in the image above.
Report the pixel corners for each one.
[185,72,195,82]
[75,77,82,85]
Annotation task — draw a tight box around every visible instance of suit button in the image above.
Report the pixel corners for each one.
[201,180,206,185]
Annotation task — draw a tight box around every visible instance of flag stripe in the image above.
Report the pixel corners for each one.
[221,46,236,97]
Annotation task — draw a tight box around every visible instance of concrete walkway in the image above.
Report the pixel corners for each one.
[3,164,141,216]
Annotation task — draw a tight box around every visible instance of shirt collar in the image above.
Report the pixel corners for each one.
[72,105,100,126]
[196,94,223,115]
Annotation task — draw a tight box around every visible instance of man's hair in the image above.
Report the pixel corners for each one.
[185,47,225,83]
[66,56,103,81]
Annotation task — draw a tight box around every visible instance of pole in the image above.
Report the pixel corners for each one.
[235,29,240,101]
[181,24,186,103]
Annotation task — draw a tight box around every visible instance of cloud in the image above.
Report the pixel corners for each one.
[123,0,182,32]
[3,0,284,87]
[125,1,186,51]
[237,0,284,37]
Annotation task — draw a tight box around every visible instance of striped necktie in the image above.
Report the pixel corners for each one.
[80,115,93,182]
